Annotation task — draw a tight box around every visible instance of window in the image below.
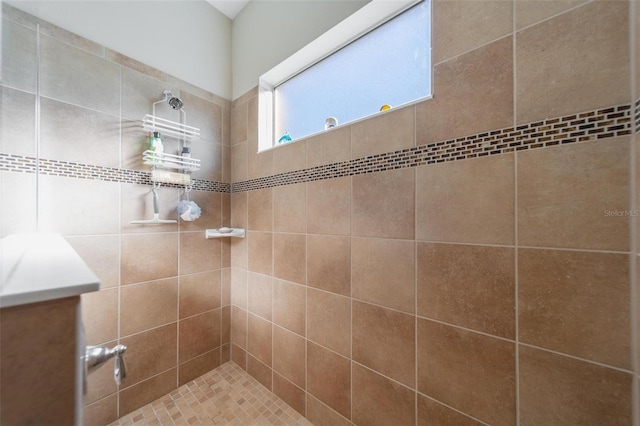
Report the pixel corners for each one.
[258,0,431,151]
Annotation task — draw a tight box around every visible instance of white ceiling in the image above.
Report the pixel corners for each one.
[206,0,250,20]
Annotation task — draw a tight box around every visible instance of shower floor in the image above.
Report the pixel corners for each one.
[108,362,311,426]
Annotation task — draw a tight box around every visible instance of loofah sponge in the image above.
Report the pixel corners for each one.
[176,200,201,222]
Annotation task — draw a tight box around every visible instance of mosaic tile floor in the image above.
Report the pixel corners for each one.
[108,362,312,426]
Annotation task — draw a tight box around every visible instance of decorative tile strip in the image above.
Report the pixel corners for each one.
[1,103,633,194]
[635,98,640,133]
[0,154,230,193]
[232,103,633,193]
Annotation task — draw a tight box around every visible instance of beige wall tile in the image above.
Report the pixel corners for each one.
[179,309,221,363]
[352,237,415,313]
[120,323,177,388]
[2,19,36,93]
[307,341,351,419]
[248,142,273,179]
[231,141,248,182]
[120,278,178,337]
[178,349,221,386]
[179,270,221,319]
[231,100,247,145]
[352,301,415,388]
[121,233,178,285]
[307,177,351,236]
[273,372,305,416]
[518,138,630,251]
[274,233,306,284]
[352,168,415,239]
[417,319,516,426]
[432,0,512,64]
[417,395,485,426]
[273,326,306,388]
[247,272,273,321]
[38,175,121,235]
[273,139,306,175]
[416,153,515,245]
[221,305,231,345]
[306,394,351,426]
[221,267,231,306]
[247,231,273,275]
[247,313,273,366]
[223,144,231,182]
[417,243,515,339]
[179,91,222,144]
[519,249,630,369]
[180,232,221,275]
[83,395,118,426]
[273,183,306,233]
[515,0,586,30]
[118,369,177,417]
[306,126,352,168]
[1,171,37,237]
[247,354,273,390]
[351,106,415,159]
[231,267,248,308]
[40,35,120,115]
[273,279,306,336]
[352,363,415,426]
[1,87,36,157]
[230,236,247,269]
[231,306,248,349]
[248,188,273,231]
[81,288,118,345]
[231,344,247,370]
[40,97,121,168]
[519,346,632,426]
[66,235,120,289]
[221,344,231,363]
[307,288,351,357]
[515,1,630,124]
[416,37,513,145]
[307,235,351,297]
[120,67,178,122]
[231,192,248,229]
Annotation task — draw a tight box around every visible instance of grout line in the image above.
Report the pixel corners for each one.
[627,2,639,426]
[514,0,595,34]
[518,342,635,375]
[512,1,521,423]
[417,393,491,426]
[432,32,514,68]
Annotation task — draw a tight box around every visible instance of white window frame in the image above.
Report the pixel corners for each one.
[258,0,424,152]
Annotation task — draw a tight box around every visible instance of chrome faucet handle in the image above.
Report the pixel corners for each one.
[112,344,127,386]
[84,344,128,386]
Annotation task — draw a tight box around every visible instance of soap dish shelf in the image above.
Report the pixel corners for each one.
[143,150,200,172]
[205,228,246,239]
[143,114,200,141]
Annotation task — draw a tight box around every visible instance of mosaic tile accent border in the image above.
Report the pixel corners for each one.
[0,154,231,193]
[1,103,634,194]
[233,103,633,192]
[635,98,640,133]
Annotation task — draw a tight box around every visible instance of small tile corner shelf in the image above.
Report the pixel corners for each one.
[205,228,246,239]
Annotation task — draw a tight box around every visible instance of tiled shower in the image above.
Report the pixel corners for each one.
[1,1,639,426]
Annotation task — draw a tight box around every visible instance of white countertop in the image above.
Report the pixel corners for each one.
[1,233,100,308]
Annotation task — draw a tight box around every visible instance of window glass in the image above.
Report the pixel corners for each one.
[274,1,430,144]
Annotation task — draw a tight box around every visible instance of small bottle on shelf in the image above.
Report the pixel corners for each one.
[149,132,164,164]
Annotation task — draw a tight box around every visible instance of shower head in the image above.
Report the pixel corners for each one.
[163,90,183,110]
